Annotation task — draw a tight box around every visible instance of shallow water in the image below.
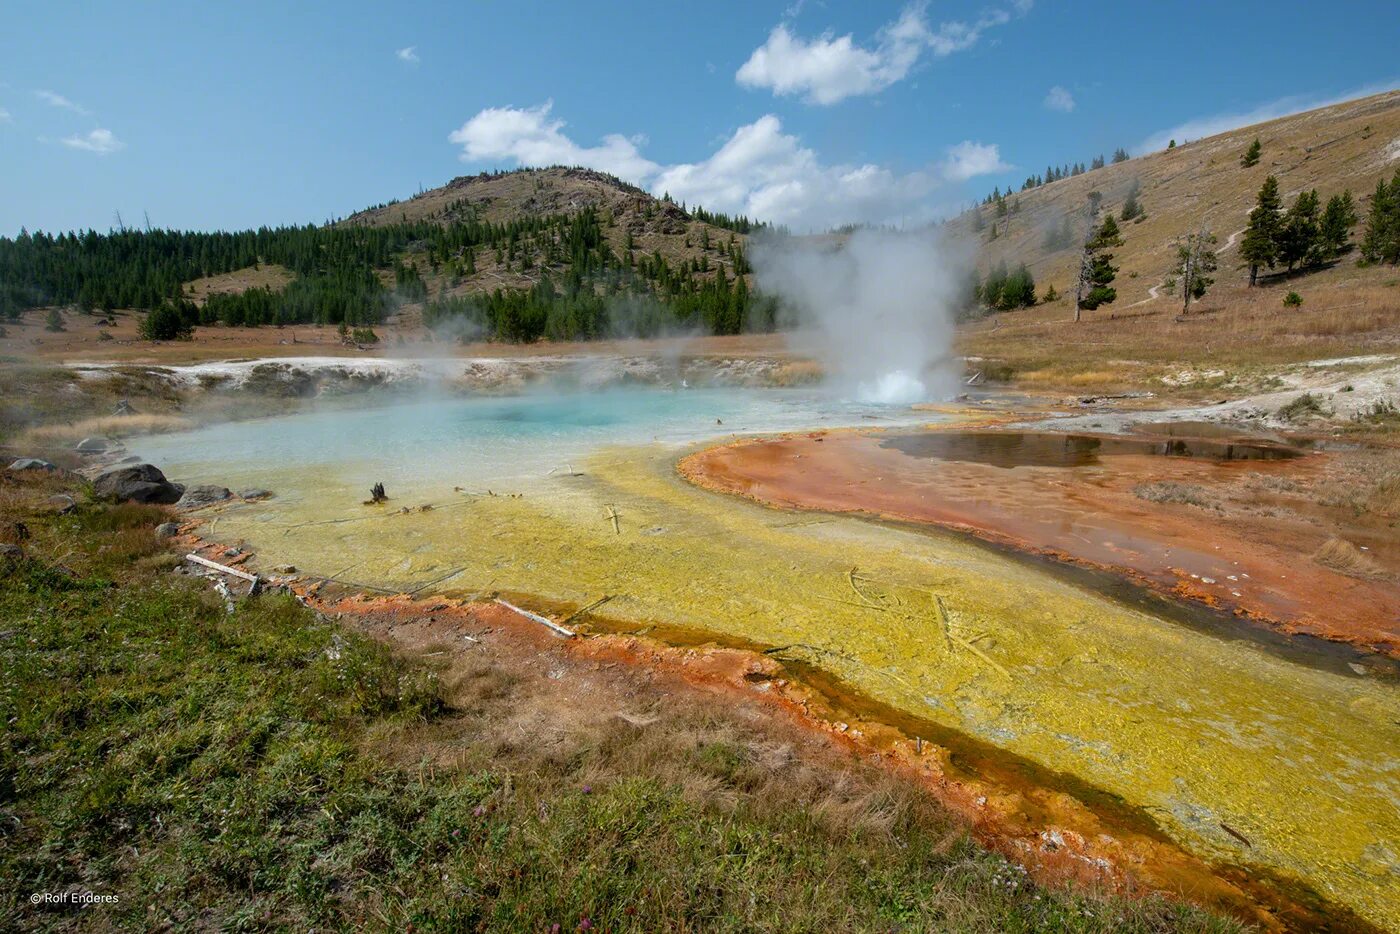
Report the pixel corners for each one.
[138,387,928,496]
[883,430,1302,467]
[135,389,1400,930]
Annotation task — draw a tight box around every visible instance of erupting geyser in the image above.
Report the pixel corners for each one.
[753,227,966,404]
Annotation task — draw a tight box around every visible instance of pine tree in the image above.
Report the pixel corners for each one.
[1075,214,1123,319]
[1240,175,1284,286]
[1279,189,1321,271]
[1317,191,1357,263]
[1170,229,1219,312]
[1120,184,1145,222]
[1240,138,1262,168]
[1112,148,1130,164]
[998,264,1037,310]
[1360,171,1400,264]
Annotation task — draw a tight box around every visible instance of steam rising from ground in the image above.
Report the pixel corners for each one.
[753,228,965,404]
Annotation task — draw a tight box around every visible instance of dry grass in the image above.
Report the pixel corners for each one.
[1368,471,1400,517]
[182,263,295,306]
[959,276,1400,393]
[768,358,825,386]
[1312,536,1390,580]
[17,413,193,447]
[1132,481,1218,510]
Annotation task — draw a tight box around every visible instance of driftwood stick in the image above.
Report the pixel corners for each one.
[936,595,1010,679]
[847,566,886,608]
[186,553,258,583]
[606,504,621,535]
[557,594,614,628]
[934,596,955,651]
[493,598,576,638]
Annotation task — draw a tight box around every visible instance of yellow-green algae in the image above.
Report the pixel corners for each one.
[199,444,1400,930]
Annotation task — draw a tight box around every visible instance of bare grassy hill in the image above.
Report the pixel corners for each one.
[951,89,1400,302]
[953,90,1400,394]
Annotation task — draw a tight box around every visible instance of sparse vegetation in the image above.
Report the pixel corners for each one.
[1132,481,1217,510]
[1312,536,1389,580]
[1283,291,1303,307]
[1277,391,1328,420]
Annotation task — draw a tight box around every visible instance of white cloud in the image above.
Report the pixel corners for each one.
[1138,81,1400,153]
[396,46,419,65]
[736,1,1031,105]
[35,89,90,115]
[449,103,1008,231]
[1043,85,1075,113]
[449,101,661,182]
[940,141,1010,181]
[0,108,11,123]
[62,128,124,154]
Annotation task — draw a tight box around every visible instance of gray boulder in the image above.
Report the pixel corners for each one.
[0,543,22,559]
[8,458,56,472]
[75,436,112,454]
[238,488,274,500]
[177,485,232,508]
[47,494,77,515]
[154,522,180,540]
[93,463,184,505]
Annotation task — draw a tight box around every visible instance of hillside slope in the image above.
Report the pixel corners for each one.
[342,166,754,302]
[950,88,1400,302]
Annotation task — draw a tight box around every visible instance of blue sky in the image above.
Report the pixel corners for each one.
[2,1,1396,235]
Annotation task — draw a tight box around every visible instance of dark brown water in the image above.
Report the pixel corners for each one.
[882,430,1302,468]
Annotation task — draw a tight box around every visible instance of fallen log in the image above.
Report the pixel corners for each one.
[493,598,576,638]
[186,552,258,584]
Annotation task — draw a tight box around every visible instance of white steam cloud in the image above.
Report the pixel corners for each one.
[753,228,965,405]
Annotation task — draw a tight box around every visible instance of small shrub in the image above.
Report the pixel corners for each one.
[45,308,65,332]
[1312,537,1389,580]
[1282,291,1303,307]
[1351,398,1399,425]
[351,327,379,344]
[1132,481,1216,509]
[1277,392,1329,421]
[139,303,192,341]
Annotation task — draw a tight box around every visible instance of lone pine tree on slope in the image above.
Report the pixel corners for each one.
[1075,213,1123,322]
[1240,175,1284,286]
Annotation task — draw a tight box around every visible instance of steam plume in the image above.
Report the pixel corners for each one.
[752,227,965,404]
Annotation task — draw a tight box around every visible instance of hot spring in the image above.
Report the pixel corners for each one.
[133,384,1400,931]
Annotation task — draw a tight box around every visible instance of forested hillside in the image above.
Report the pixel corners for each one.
[0,166,770,343]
